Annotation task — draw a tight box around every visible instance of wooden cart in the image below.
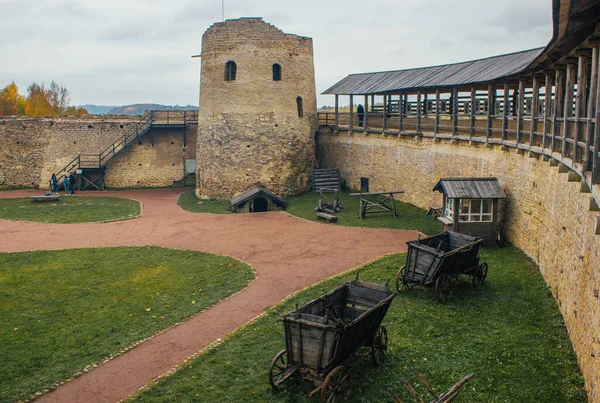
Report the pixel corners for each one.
[395,231,487,302]
[269,278,395,402]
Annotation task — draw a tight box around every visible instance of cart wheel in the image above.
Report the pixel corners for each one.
[269,349,289,389]
[320,366,352,403]
[435,274,452,303]
[472,262,488,287]
[371,326,388,366]
[395,265,410,293]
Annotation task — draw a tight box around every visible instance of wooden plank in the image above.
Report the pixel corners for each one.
[594,45,600,184]
[382,94,388,130]
[470,86,476,139]
[562,63,576,157]
[349,190,404,196]
[530,76,540,146]
[574,55,588,163]
[334,95,339,128]
[552,69,565,152]
[585,46,599,172]
[349,94,354,131]
[364,94,369,130]
[452,88,458,136]
[516,79,525,144]
[542,73,552,149]
[487,84,494,140]
[434,89,440,136]
[416,91,422,133]
[502,84,509,141]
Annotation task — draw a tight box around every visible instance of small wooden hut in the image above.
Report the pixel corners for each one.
[433,178,506,245]
[231,185,288,213]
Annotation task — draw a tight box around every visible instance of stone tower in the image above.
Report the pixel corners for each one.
[196,17,317,199]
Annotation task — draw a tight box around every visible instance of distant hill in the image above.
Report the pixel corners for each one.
[78,104,198,115]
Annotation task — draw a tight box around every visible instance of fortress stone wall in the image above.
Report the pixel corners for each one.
[316,129,600,400]
[196,18,317,199]
[0,116,195,189]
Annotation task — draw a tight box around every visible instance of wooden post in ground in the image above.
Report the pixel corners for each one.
[383,94,388,130]
[416,91,422,133]
[349,95,354,131]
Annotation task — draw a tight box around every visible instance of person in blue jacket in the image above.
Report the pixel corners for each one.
[63,175,71,195]
[50,173,59,195]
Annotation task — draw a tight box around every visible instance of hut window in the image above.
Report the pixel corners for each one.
[225,61,237,81]
[296,96,303,118]
[459,199,492,222]
[444,198,454,220]
[272,63,281,81]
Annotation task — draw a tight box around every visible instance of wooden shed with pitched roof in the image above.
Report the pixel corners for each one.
[433,178,506,245]
[230,185,288,213]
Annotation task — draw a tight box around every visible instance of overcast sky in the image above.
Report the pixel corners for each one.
[0,0,553,108]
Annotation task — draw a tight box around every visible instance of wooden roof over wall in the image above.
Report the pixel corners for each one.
[322,48,544,95]
[230,185,288,209]
[433,178,507,199]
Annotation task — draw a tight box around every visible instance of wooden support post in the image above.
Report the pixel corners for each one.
[552,69,564,152]
[399,93,404,132]
[487,84,494,140]
[502,84,509,141]
[364,94,369,130]
[416,91,422,133]
[452,88,458,136]
[383,94,387,130]
[594,46,600,184]
[585,47,598,172]
[334,95,339,128]
[516,79,525,144]
[574,55,588,162]
[470,86,476,139]
[530,76,540,147]
[349,94,354,130]
[434,89,440,136]
[542,74,552,149]
[562,63,576,158]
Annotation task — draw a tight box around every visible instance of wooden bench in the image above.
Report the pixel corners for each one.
[31,196,60,202]
[316,212,338,223]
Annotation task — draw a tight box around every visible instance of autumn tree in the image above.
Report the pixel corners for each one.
[0,81,26,116]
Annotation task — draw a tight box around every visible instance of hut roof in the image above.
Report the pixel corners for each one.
[322,47,544,95]
[230,185,288,209]
[433,178,506,199]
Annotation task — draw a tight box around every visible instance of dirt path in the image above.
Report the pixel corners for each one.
[0,189,416,403]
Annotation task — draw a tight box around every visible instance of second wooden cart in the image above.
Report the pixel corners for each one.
[269,278,395,402]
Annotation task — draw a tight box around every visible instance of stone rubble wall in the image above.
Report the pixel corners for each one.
[316,129,600,400]
[0,116,195,190]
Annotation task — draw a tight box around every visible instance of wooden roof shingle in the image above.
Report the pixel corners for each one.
[433,178,506,199]
[322,48,544,95]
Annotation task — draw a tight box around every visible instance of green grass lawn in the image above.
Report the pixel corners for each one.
[177,190,441,235]
[0,247,254,402]
[0,196,141,223]
[136,247,586,402]
[177,191,233,214]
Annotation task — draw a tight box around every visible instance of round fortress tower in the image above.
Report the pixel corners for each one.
[196,17,317,199]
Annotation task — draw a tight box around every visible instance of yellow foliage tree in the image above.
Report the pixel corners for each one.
[0,81,25,116]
